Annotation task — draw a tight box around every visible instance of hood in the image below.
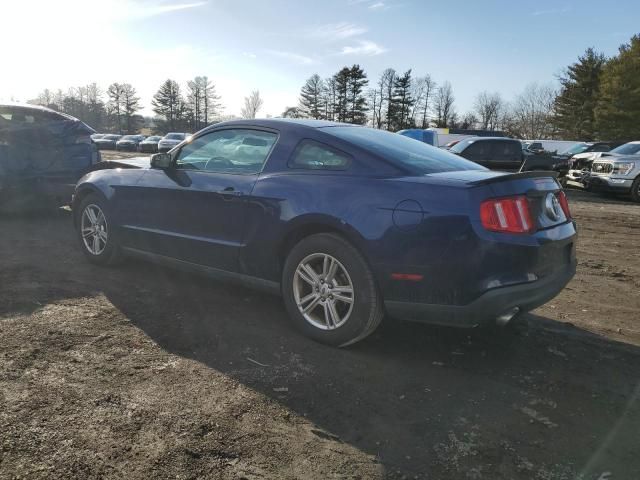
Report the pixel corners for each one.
[160,138,181,144]
[593,154,639,164]
[92,157,151,170]
[572,151,602,161]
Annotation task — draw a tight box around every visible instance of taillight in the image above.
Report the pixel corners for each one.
[556,190,571,220]
[480,196,533,234]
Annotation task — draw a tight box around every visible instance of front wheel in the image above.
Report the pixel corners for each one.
[76,193,121,265]
[631,176,640,203]
[282,233,383,347]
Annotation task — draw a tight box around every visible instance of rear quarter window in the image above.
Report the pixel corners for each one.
[289,140,351,170]
[325,127,485,174]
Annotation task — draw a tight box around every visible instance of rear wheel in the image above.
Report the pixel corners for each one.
[282,233,383,347]
[631,176,640,203]
[76,194,121,265]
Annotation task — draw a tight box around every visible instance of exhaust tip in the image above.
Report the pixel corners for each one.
[496,307,520,327]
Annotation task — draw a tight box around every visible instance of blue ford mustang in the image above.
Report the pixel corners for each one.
[73,119,576,346]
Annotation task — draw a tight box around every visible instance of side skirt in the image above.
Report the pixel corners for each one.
[121,246,281,296]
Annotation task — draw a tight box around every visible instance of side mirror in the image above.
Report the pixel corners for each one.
[150,153,172,169]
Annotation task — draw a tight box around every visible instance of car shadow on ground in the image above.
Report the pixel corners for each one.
[565,187,637,206]
[2,211,640,477]
[99,257,640,477]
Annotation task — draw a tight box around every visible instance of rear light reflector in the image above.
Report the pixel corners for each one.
[480,196,533,234]
[390,273,423,282]
[556,190,571,220]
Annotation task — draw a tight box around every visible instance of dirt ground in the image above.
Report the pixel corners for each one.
[1,167,639,478]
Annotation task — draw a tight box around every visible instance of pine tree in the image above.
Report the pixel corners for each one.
[121,83,141,134]
[595,35,640,140]
[152,79,184,132]
[333,67,350,123]
[299,74,325,119]
[387,69,414,131]
[106,83,124,133]
[346,64,368,125]
[554,48,606,140]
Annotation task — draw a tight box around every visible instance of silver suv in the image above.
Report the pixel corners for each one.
[587,155,640,202]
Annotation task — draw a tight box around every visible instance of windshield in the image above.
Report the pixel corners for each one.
[121,136,136,140]
[165,133,185,140]
[104,135,121,140]
[325,127,485,174]
[449,138,475,154]
[611,143,640,155]
[562,143,589,155]
[146,136,161,141]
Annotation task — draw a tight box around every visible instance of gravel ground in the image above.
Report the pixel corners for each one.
[1,173,639,479]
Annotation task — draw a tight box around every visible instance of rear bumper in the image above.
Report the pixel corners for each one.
[385,260,576,328]
[116,144,138,151]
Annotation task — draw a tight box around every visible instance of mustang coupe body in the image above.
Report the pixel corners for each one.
[73,119,577,346]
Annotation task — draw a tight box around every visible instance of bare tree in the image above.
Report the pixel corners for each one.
[322,77,337,121]
[459,112,478,129]
[474,91,504,130]
[241,90,264,119]
[367,88,379,127]
[380,68,396,130]
[510,83,556,139]
[433,82,456,128]
[411,75,436,128]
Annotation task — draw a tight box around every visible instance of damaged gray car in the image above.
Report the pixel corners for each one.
[0,103,100,212]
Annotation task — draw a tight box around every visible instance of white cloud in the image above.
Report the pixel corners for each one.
[266,50,315,65]
[531,6,570,16]
[339,40,387,56]
[369,2,386,10]
[310,22,368,40]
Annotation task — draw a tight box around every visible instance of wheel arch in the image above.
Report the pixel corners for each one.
[72,184,109,228]
[276,215,370,275]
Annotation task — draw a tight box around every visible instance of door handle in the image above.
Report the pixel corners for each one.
[219,186,243,199]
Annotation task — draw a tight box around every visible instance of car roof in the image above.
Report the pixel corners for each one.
[464,136,518,142]
[208,118,355,130]
[0,102,76,121]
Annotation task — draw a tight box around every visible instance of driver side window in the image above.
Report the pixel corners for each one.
[175,129,277,174]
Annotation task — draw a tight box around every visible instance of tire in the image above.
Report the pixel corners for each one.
[631,176,640,203]
[76,193,121,265]
[282,233,383,347]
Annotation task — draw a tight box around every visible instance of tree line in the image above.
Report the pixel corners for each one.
[29,76,223,135]
[284,33,639,141]
[284,65,559,139]
[554,35,640,141]
[27,33,639,141]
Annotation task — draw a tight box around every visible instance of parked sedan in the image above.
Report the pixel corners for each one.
[94,134,122,150]
[0,103,99,211]
[157,132,187,152]
[116,135,145,152]
[73,119,576,346]
[138,135,162,153]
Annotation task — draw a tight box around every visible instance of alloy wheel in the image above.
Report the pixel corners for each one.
[81,204,108,255]
[293,253,354,330]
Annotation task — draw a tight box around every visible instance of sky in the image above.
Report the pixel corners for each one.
[1,0,639,119]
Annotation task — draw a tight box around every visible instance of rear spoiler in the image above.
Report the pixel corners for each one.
[469,171,558,186]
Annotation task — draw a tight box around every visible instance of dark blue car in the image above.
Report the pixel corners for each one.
[72,119,576,346]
